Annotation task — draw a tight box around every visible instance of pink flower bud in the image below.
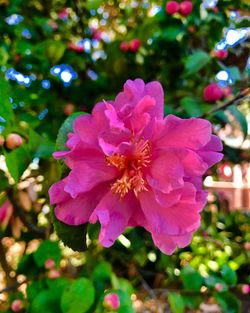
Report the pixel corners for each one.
[0,201,13,230]
[242,284,250,294]
[214,49,228,60]
[166,1,179,15]
[68,43,84,53]
[221,86,232,98]
[179,1,193,17]
[48,269,60,279]
[44,258,55,269]
[215,283,223,292]
[203,83,223,103]
[244,242,250,251]
[64,103,75,116]
[11,299,23,312]
[120,41,129,52]
[129,39,141,53]
[6,133,23,150]
[0,135,4,146]
[103,293,120,310]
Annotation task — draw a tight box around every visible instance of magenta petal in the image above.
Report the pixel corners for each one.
[89,192,135,247]
[140,183,203,236]
[177,149,208,176]
[151,232,193,255]
[64,162,118,198]
[54,185,107,226]
[49,179,69,204]
[145,81,164,119]
[147,151,184,193]
[154,115,212,150]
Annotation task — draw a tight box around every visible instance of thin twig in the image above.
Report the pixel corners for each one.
[6,188,46,239]
[200,88,250,118]
[0,279,27,294]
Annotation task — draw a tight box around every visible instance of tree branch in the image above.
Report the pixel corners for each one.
[200,87,249,118]
[6,188,46,239]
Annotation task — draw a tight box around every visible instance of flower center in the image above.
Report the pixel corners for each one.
[106,139,151,198]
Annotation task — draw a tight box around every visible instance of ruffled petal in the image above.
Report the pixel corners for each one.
[89,192,136,247]
[139,183,204,237]
[151,232,193,255]
[64,161,118,198]
[54,184,107,226]
[154,115,212,150]
[146,151,184,193]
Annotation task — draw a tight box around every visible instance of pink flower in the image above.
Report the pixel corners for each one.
[203,83,223,103]
[129,39,141,53]
[11,299,23,312]
[242,284,250,294]
[0,201,13,231]
[49,79,223,254]
[120,41,129,52]
[48,269,60,279]
[179,1,193,17]
[44,258,55,269]
[6,133,23,150]
[103,293,120,310]
[215,283,223,292]
[166,1,179,15]
[214,49,228,60]
[244,242,250,251]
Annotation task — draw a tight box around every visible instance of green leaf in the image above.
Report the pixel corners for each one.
[56,112,85,152]
[52,210,87,252]
[116,289,135,313]
[16,253,40,279]
[168,293,185,313]
[61,278,95,313]
[183,295,202,310]
[227,105,248,139]
[221,265,237,285]
[184,50,211,77]
[0,75,14,123]
[29,129,55,158]
[0,170,9,191]
[227,67,241,81]
[215,292,240,313]
[34,240,61,268]
[180,97,203,117]
[180,266,203,291]
[29,289,63,313]
[27,280,47,300]
[4,146,31,182]
[163,26,183,41]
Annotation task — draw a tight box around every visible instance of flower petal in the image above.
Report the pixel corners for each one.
[54,184,107,226]
[89,192,136,247]
[140,183,205,236]
[154,115,212,150]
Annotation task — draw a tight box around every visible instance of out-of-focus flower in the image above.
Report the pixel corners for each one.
[103,293,120,310]
[244,242,250,251]
[179,1,193,17]
[0,201,13,231]
[242,284,250,294]
[221,86,232,98]
[49,79,223,254]
[213,49,228,60]
[129,39,141,53]
[58,8,69,20]
[120,41,130,52]
[166,1,179,15]
[6,133,23,150]
[215,283,223,292]
[48,269,60,279]
[203,83,223,103]
[64,103,75,116]
[68,42,84,53]
[11,299,23,312]
[44,258,55,269]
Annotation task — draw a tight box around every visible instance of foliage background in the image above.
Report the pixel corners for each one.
[0,0,249,312]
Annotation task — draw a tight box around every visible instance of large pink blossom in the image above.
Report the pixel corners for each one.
[49,79,223,254]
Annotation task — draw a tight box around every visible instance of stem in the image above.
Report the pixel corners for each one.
[200,88,250,118]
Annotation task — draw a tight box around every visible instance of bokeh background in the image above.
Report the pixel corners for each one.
[0,0,249,312]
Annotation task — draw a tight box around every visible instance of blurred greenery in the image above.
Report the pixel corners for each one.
[0,0,249,312]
